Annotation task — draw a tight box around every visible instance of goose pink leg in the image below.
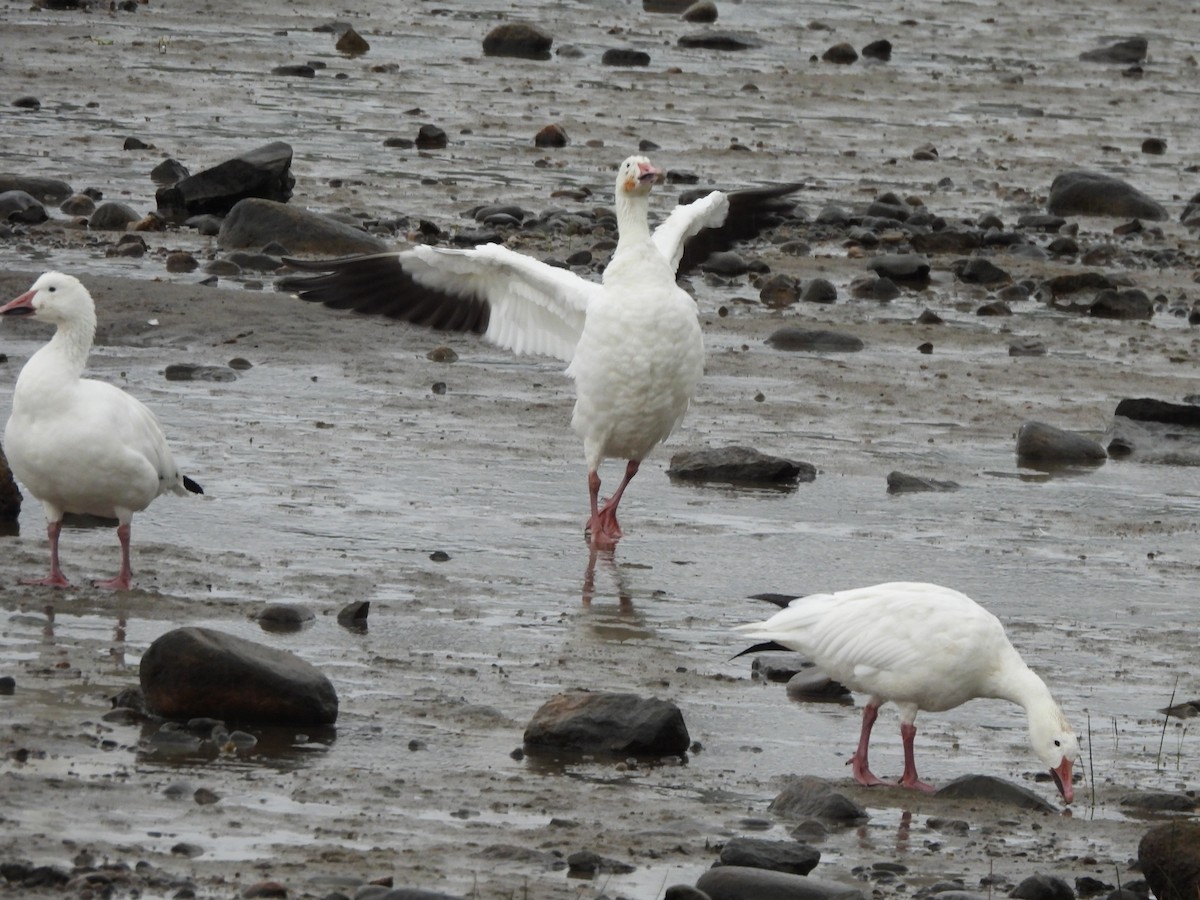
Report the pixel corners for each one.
[22,520,71,588]
[585,460,640,550]
[847,700,894,787]
[93,523,133,591]
[898,722,936,792]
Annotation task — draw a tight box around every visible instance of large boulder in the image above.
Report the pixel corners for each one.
[1017,421,1107,466]
[221,198,386,256]
[1138,820,1200,900]
[934,774,1059,811]
[523,690,689,757]
[667,446,816,485]
[139,626,338,726]
[1046,171,1167,221]
[696,866,865,900]
[156,141,296,221]
[768,776,868,825]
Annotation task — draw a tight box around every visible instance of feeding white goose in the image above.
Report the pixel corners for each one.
[0,272,203,590]
[734,581,1078,803]
[280,156,799,550]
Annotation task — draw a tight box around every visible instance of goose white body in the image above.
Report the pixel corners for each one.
[282,157,797,550]
[735,581,1078,802]
[1,272,202,589]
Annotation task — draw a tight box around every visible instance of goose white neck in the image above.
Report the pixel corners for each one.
[39,309,96,379]
[614,189,653,248]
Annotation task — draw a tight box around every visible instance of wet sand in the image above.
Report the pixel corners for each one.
[2,0,1200,897]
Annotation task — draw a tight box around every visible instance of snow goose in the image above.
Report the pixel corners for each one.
[734,581,1078,803]
[0,272,203,590]
[280,156,799,550]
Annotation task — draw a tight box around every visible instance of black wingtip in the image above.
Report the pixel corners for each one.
[748,592,799,608]
[730,640,791,660]
[183,476,204,495]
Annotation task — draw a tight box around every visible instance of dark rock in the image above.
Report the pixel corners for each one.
[139,626,339,726]
[1115,398,1200,427]
[337,600,369,630]
[677,31,763,51]
[849,275,900,301]
[165,251,199,273]
[243,881,288,899]
[866,253,930,284]
[861,39,892,61]
[911,230,981,254]
[644,0,693,10]
[523,690,689,757]
[800,278,837,304]
[1141,137,1167,155]
[1047,171,1167,221]
[667,446,816,485]
[1080,37,1147,63]
[758,273,800,308]
[1017,421,1107,466]
[271,63,316,77]
[13,95,41,110]
[976,300,1011,316]
[768,777,869,825]
[534,124,568,147]
[1138,821,1200,900]
[482,23,552,60]
[749,652,810,682]
[957,257,1011,285]
[0,675,14,694]
[1089,288,1153,320]
[1011,874,1075,900]
[156,141,295,221]
[0,190,48,224]
[602,48,651,66]
[335,26,369,55]
[566,850,635,876]
[224,198,385,256]
[697,865,866,900]
[785,670,851,701]
[0,174,73,202]
[822,42,858,64]
[1009,338,1047,357]
[1045,271,1113,298]
[716,837,819,876]
[701,250,748,275]
[257,603,316,633]
[59,193,96,216]
[89,201,140,230]
[164,364,237,383]
[933,774,1059,811]
[886,471,959,493]
[1120,790,1198,812]
[415,124,447,149]
[151,158,190,186]
[665,887,713,900]
[682,0,717,23]
[766,328,863,352]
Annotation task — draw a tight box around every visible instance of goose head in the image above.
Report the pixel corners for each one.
[615,155,663,198]
[1029,706,1078,804]
[0,272,94,325]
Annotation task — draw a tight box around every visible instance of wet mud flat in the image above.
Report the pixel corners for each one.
[3,0,1200,896]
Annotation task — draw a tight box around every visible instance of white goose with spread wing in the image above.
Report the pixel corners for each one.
[0,272,203,590]
[734,581,1078,803]
[281,157,798,549]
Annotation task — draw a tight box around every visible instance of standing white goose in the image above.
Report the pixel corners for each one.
[0,272,203,590]
[281,156,798,550]
[734,581,1078,803]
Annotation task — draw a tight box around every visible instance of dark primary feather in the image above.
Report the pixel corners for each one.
[748,592,800,608]
[729,640,791,660]
[183,476,203,495]
[278,253,491,334]
[676,182,803,274]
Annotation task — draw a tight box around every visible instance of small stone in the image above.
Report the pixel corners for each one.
[822,42,858,64]
[415,124,447,149]
[427,346,458,363]
[1141,137,1167,155]
[335,26,369,55]
[482,23,553,60]
[601,48,651,67]
[534,124,568,147]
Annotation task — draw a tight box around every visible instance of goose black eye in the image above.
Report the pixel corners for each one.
[1054,740,1061,747]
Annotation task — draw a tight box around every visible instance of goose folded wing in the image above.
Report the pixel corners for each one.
[653,182,803,275]
[280,243,601,362]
